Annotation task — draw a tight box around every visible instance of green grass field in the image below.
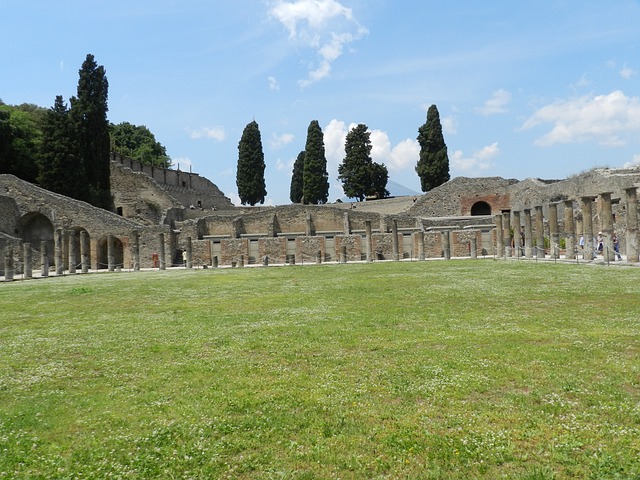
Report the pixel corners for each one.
[1,260,639,479]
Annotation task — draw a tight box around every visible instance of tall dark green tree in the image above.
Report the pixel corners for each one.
[38,96,85,198]
[110,122,171,168]
[338,123,389,201]
[70,54,112,209]
[0,103,43,182]
[289,150,305,203]
[236,120,267,205]
[416,104,450,192]
[302,120,329,204]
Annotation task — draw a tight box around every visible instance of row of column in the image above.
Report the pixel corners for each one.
[494,187,639,262]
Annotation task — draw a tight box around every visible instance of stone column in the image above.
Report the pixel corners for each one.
[416,231,425,261]
[316,250,322,264]
[23,243,32,279]
[563,200,575,260]
[600,192,615,262]
[513,211,522,258]
[107,235,115,272]
[54,228,64,275]
[494,214,504,259]
[470,233,478,259]
[580,196,596,260]
[186,236,193,269]
[343,212,351,235]
[625,187,639,262]
[80,230,90,273]
[68,230,77,274]
[534,206,545,258]
[132,231,140,271]
[340,245,347,263]
[305,213,314,236]
[391,220,399,261]
[365,221,373,262]
[442,230,451,260]
[40,241,49,277]
[158,233,166,270]
[548,203,559,259]
[502,210,512,257]
[4,246,14,281]
[523,209,533,258]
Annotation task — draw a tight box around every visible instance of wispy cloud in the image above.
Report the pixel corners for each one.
[186,126,226,141]
[623,153,640,168]
[450,143,499,173]
[476,89,511,116]
[268,76,280,90]
[620,63,635,80]
[269,0,368,87]
[521,90,640,147]
[269,132,295,148]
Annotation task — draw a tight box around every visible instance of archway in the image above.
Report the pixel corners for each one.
[97,236,124,270]
[20,212,54,255]
[470,201,492,216]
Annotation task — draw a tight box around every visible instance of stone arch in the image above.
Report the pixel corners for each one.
[470,201,492,216]
[20,212,54,255]
[97,235,124,270]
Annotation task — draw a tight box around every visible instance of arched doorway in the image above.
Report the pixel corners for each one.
[97,236,124,270]
[21,212,54,256]
[471,201,492,216]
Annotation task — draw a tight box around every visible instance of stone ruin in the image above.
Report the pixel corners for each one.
[2,156,640,280]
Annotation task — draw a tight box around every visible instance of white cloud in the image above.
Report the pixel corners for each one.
[323,118,348,171]
[275,157,295,171]
[476,89,511,116]
[270,132,295,148]
[521,90,640,147]
[186,126,226,141]
[268,76,280,90]
[441,115,458,135]
[171,157,193,170]
[269,0,367,86]
[620,64,635,80]
[450,143,499,173]
[623,153,640,168]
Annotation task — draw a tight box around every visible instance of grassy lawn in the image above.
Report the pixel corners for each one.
[1,260,639,479]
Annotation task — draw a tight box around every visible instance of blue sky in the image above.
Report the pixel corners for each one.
[2,1,640,205]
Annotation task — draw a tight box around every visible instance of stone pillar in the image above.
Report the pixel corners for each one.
[158,233,166,270]
[185,236,193,269]
[416,231,425,261]
[263,255,269,266]
[343,212,351,235]
[563,200,575,260]
[470,234,478,259]
[316,250,322,264]
[68,230,77,274]
[513,211,522,258]
[580,196,596,260]
[534,206,545,258]
[305,213,314,236]
[523,209,533,258]
[232,217,242,239]
[238,254,244,267]
[494,214,504,258]
[391,220,399,261]
[107,235,115,272]
[340,245,347,263]
[625,187,639,262]
[80,231,90,273]
[600,192,615,262]
[212,255,218,268]
[132,231,140,271]
[547,203,559,259]
[442,230,451,260]
[54,228,64,275]
[365,221,373,262]
[40,241,49,277]
[23,242,32,279]
[502,210,512,257]
[4,246,14,281]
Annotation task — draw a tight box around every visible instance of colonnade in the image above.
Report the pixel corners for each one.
[494,187,639,262]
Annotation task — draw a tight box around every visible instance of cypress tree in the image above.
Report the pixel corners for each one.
[289,150,305,203]
[416,104,450,192]
[70,54,111,209]
[236,120,267,205]
[302,120,329,204]
[38,96,85,198]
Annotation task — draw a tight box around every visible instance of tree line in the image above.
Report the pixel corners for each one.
[236,105,450,206]
[0,54,169,211]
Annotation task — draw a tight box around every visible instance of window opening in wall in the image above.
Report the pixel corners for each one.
[182,181,186,187]
[471,201,491,216]
[116,207,123,216]
[197,200,202,208]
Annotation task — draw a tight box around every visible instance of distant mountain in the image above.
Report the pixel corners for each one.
[386,179,420,197]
